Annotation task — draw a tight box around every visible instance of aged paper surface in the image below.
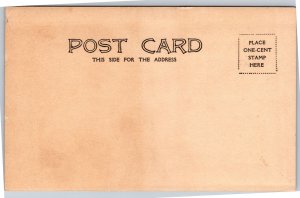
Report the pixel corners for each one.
[5,7,296,191]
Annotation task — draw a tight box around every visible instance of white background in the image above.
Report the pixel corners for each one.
[0,1,298,198]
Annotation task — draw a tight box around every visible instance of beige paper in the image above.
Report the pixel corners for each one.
[5,7,296,191]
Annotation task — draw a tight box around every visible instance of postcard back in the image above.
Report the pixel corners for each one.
[5,7,296,191]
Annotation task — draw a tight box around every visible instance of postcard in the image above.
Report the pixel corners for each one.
[5,7,296,191]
